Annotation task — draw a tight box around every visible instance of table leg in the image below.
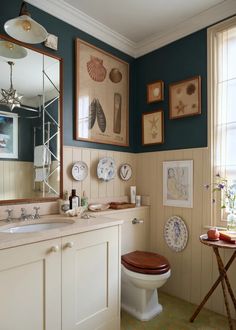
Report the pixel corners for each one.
[213,247,233,330]
[190,250,236,323]
[214,248,236,311]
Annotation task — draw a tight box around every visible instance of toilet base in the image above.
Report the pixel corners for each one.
[121,282,163,321]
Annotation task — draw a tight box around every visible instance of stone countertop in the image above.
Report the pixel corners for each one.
[0,214,123,250]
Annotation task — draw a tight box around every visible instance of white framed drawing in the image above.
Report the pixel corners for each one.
[163,160,193,208]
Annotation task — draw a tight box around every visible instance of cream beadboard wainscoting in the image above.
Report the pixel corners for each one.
[0,161,34,200]
[136,147,236,318]
[63,146,137,202]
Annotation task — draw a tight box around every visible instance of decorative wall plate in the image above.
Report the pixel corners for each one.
[119,163,132,181]
[97,157,116,181]
[71,161,88,181]
[164,216,188,252]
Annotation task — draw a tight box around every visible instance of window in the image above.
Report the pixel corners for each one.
[208,17,236,224]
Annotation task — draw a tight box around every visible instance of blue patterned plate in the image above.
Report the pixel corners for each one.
[164,216,188,252]
[97,157,116,182]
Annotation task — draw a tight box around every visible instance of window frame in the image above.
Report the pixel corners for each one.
[208,16,236,227]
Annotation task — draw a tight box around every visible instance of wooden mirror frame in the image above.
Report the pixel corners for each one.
[0,34,63,205]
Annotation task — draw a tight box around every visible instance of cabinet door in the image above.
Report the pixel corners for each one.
[0,239,61,330]
[62,226,120,330]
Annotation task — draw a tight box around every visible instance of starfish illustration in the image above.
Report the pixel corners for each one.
[149,116,159,129]
[175,100,187,114]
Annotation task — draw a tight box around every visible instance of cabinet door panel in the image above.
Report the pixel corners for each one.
[0,239,61,330]
[62,226,120,330]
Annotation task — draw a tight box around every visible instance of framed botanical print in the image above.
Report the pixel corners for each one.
[163,160,193,208]
[142,110,164,145]
[75,38,129,146]
[169,76,201,119]
[0,111,18,159]
[147,80,164,103]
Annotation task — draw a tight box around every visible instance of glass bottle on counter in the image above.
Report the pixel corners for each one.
[69,189,80,210]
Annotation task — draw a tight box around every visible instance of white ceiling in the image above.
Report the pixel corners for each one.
[27,0,236,57]
[64,0,224,42]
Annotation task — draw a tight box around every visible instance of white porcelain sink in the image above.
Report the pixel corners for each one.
[0,222,72,234]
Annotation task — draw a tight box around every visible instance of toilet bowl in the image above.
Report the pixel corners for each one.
[121,251,171,321]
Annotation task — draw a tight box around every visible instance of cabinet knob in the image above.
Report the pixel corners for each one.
[65,242,74,248]
[50,245,59,253]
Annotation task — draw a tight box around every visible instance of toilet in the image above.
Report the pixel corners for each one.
[121,250,171,321]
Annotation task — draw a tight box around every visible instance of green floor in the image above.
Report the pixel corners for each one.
[121,292,236,330]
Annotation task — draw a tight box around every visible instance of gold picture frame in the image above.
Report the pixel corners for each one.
[142,110,164,146]
[75,39,129,146]
[169,76,201,119]
[147,80,164,103]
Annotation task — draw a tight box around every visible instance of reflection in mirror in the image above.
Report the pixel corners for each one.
[0,36,62,202]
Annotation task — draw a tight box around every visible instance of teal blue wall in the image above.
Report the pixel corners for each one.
[134,30,207,153]
[1,1,208,156]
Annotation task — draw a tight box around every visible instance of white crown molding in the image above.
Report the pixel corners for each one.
[26,0,236,58]
[136,0,236,57]
[25,0,136,57]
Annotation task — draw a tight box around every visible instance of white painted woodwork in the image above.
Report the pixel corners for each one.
[63,146,136,202]
[62,226,120,330]
[136,148,236,318]
[0,238,61,330]
[105,207,150,255]
[0,224,121,330]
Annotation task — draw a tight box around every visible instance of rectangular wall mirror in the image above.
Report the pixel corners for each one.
[0,34,63,203]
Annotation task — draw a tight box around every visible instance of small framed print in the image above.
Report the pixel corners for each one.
[169,76,201,119]
[142,110,164,146]
[147,80,164,103]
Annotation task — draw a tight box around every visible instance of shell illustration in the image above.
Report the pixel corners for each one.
[96,99,106,133]
[88,98,106,133]
[87,56,107,82]
[88,99,97,129]
[109,68,122,83]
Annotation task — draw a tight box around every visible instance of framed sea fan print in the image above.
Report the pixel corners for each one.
[169,76,201,119]
[75,39,129,146]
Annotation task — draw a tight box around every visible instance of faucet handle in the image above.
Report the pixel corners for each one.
[5,209,13,221]
[33,206,40,219]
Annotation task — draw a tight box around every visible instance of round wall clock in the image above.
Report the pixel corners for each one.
[119,163,132,181]
[164,216,188,252]
[71,161,88,181]
[97,157,116,182]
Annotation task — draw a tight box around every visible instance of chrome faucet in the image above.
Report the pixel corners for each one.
[5,209,13,222]
[20,208,33,221]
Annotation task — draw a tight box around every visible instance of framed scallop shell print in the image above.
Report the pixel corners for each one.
[75,39,129,146]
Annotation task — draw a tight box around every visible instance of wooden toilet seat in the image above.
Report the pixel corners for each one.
[121,251,170,275]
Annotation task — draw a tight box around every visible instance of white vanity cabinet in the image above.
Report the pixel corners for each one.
[62,226,120,330]
[0,225,121,330]
[0,238,61,330]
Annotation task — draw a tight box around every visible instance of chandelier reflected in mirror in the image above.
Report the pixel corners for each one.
[0,61,22,111]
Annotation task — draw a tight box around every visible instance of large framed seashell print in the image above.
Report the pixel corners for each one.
[75,39,129,146]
